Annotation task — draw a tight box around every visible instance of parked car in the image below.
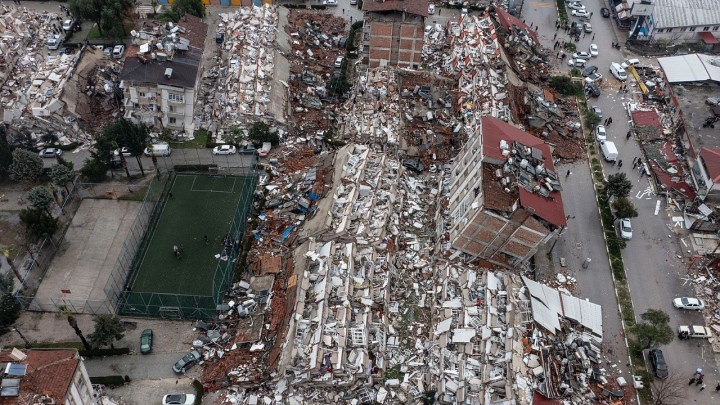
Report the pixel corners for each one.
[334,56,344,68]
[172,350,201,374]
[621,58,641,69]
[350,0,358,4]
[162,394,196,405]
[585,73,603,84]
[120,146,132,156]
[567,2,585,11]
[595,125,607,142]
[323,0,338,6]
[112,45,125,59]
[144,143,172,157]
[212,144,237,155]
[39,148,63,158]
[46,36,62,51]
[572,52,591,60]
[571,9,591,18]
[610,62,628,81]
[673,297,705,310]
[601,7,610,17]
[584,83,601,97]
[215,32,225,44]
[589,43,599,56]
[619,218,632,240]
[567,58,586,67]
[428,4,435,14]
[258,142,272,157]
[582,65,598,77]
[239,145,257,155]
[583,22,593,33]
[591,106,602,119]
[62,19,74,31]
[678,325,712,339]
[649,349,669,379]
[140,329,153,354]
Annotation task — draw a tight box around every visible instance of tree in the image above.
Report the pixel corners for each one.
[48,164,74,193]
[68,0,133,38]
[225,127,246,146]
[650,374,686,405]
[0,272,14,294]
[612,197,638,219]
[88,314,125,349]
[0,293,21,334]
[80,157,109,182]
[327,74,352,97]
[27,186,54,216]
[606,173,632,198]
[9,149,43,183]
[549,75,581,96]
[0,126,12,181]
[67,315,91,351]
[248,121,280,146]
[1,250,23,283]
[634,309,674,351]
[19,208,58,242]
[170,0,206,20]
[103,119,149,176]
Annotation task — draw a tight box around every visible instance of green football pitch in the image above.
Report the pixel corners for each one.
[129,174,252,296]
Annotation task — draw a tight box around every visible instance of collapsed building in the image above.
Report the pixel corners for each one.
[362,0,429,69]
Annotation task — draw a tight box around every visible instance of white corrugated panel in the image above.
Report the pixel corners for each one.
[578,297,603,337]
[522,276,546,300]
[530,297,560,335]
[658,54,709,82]
[696,54,720,82]
[561,293,582,324]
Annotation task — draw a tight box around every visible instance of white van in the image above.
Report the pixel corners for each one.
[600,141,618,162]
[144,143,172,157]
[610,62,627,81]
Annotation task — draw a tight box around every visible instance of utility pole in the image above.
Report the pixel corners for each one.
[12,328,31,349]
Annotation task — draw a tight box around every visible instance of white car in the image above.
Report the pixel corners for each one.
[571,9,591,18]
[212,144,237,155]
[46,36,62,50]
[162,394,196,405]
[591,106,602,118]
[619,218,632,240]
[678,325,712,339]
[323,0,338,5]
[673,297,705,310]
[112,45,125,59]
[585,72,603,84]
[334,56,344,68]
[583,22,593,33]
[428,4,435,14]
[589,43,599,56]
[567,2,585,11]
[595,125,607,141]
[572,52,591,60]
[62,19,74,31]
[567,58,586,67]
[39,148,63,158]
[621,58,641,69]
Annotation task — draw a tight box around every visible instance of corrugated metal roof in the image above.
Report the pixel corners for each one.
[657,54,710,82]
[654,0,720,29]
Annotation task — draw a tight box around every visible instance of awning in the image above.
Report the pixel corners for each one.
[699,32,718,45]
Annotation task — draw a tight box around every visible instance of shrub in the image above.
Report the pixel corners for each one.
[89,375,129,387]
[192,379,204,405]
[549,76,582,96]
[174,164,218,173]
[79,347,130,357]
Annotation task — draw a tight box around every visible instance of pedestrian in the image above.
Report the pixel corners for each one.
[696,368,703,375]
[627,131,632,140]
[592,33,595,40]
[342,8,344,14]
[700,383,707,391]
[350,16,353,22]
[618,160,623,167]
[204,234,209,245]
[557,51,561,58]
[590,11,593,17]
[168,192,173,199]
[715,382,720,392]
[566,170,571,177]
[438,8,441,15]
[619,84,623,93]
[553,33,557,40]
[604,118,608,125]
[608,117,613,125]
[690,377,697,385]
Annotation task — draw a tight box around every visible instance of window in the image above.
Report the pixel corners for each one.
[657,28,663,33]
[169,117,177,124]
[169,105,176,113]
[666,28,673,33]
[704,26,710,31]
[689,27,696,32]
[138,92,146,98]
[680,27,687,32]
[168,93,184,103]
[714,26,719,31]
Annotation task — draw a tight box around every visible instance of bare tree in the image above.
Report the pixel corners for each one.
[651,374,686,405]
[1,249,23,282]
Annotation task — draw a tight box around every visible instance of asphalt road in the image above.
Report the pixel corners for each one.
[524,0,720,400]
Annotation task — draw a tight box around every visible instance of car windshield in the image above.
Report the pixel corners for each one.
[166,394,186,404]
[622,222,631,231]
[681,297,691,305]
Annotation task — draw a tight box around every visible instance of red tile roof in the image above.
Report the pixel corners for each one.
[363,0,429,17]
[701,146,720,182]
[0,349,79,404]
[631,110,663,138]
[481,116,566,228]
[493,6,539,44]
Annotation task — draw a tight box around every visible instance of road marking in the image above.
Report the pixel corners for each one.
[636,186,653,199]
[654,200,660,215]
[680,238,688,247]
[672,216,684,228]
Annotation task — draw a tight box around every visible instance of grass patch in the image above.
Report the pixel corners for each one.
[555,0,568,23]
[169,130,210,149]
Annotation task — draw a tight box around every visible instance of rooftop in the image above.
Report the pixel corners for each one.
[701,147,720,182]
[362,0,429,17]
[0,349,79,404]
[653,0,720,29]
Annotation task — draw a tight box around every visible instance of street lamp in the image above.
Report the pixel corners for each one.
[11,328,31,349]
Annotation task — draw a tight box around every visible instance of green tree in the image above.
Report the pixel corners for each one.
[549,75,581,96]
[585,111,602,130]
[80,157,109,182]
[0,272,14,294]
[248,121,279,146]
[88,314,125,349]
[27,186,54,216]
[67,315,91,351]
[606,173,632,198]
[19,208,59,242]
[327,74,351,97]
[633,309,674,351]
[9,149,43,183]
[0,293,21,334]
[170,0,206,20]
[48,164,74,193]
[225,127,245,146]
[68,0,133,38]
[103,119,149,176]
[612,197,638,219]
[0,126,13,181]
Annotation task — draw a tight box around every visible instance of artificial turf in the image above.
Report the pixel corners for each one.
[129,174,250,296]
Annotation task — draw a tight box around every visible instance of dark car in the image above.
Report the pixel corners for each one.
[402,159,424,174]
[172,350,201,374]
[601,7,610,18]
[582,65,598,77]
[215,32,224,44]
[584,83,601,98]
[140,329,153,354]
[239,145,257,155]
[649,349,669,379]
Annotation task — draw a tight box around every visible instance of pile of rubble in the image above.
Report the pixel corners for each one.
[0,5,92,144]
[203,6,279,133]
